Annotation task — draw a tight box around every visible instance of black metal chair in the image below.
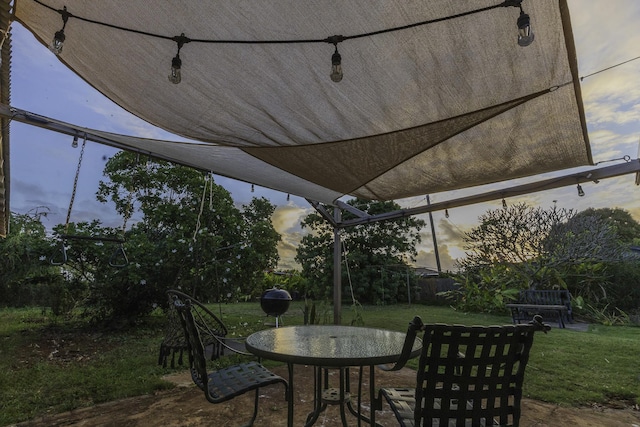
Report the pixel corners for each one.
[174,296,288,427]
[379,316,550,427]
[158,289,247,368]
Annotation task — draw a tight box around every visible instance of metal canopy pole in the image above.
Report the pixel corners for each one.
[333,208,342,325]
[426,195,442,272]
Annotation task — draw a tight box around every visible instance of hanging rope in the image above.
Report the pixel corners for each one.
[193,173,209,242]
[341,240,358,305]
[51,136,129,267]
[51,134,86,265]
[64,133,86,234]
[120,153,140,235]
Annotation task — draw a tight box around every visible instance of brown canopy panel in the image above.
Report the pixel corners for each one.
[4,0,590,228]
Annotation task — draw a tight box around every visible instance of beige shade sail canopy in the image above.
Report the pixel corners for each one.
[7,0,590,213]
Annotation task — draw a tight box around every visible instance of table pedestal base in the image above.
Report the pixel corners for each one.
[302,366,381,427]
[322,387,351,404]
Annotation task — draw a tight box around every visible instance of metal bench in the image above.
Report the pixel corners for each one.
[506,289,573,328]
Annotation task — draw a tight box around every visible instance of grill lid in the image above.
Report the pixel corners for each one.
[260,288,292,316]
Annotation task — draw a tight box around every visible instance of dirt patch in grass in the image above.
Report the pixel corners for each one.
[11,365,640,427]
[12,325,118,368]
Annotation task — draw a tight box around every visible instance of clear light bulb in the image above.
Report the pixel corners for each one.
[49,30,65,55]
[517,12,534,47]
[71,135,78,148]
[168,55,182,84]
[331,50,343,82]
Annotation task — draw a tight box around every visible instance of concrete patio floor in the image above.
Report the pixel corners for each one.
[12,364,640,427]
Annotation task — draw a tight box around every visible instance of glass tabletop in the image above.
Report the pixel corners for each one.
[246,325,421,367]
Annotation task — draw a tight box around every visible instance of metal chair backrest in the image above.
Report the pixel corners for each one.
[173,297,210,392]
[415,323,537,427]
[159,290,229,367]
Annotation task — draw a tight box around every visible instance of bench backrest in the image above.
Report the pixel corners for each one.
[519,289,571,307]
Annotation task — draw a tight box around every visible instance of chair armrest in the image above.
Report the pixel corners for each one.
[529,314,552,333]
[378,315,423,371]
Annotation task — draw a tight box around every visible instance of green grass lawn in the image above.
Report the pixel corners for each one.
[1,302,639,426]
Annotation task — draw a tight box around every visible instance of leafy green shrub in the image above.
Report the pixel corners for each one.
[582,303,630,326]
[440,265,521,313]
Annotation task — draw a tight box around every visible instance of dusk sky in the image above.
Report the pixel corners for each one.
[9,1,640,271]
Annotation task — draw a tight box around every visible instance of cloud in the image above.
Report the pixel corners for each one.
[438,218,467,244]
[415,244,458,272]
[277,232,305,270]
[272,204,313,269]
[272,204,312,234]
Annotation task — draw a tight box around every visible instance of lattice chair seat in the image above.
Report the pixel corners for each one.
[174,296,288,426]
[381,387,492,427]
[197,361,286,403]
[379,316,549,427]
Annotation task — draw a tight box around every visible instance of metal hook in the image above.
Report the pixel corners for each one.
[109,244,129,268]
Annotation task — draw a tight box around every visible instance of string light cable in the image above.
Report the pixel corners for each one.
[33,0,533,83]
[580,56,640,81]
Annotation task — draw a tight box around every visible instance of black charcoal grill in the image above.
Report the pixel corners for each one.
[260,288,292,327]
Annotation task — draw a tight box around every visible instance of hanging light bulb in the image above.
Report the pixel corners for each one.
[168,33,190,84]
[286,193,290,201]
[517,8,534,46]
[330,44,343,82]
[502,198,508,209]
[577,183,585,197]
[169,54,182,84]
[49,6,70,55]
[71,135,78,148]
[251,184,255,193]
[445,209,449,218]
[50,29,66,55]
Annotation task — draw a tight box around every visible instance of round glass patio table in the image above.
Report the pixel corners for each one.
[246,325,422,427]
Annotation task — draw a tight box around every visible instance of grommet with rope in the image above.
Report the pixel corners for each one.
[50,134,131,268]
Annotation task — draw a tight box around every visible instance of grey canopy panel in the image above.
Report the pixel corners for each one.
[11,0,591,205]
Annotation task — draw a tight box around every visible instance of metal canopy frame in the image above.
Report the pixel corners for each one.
[311,160,640,229]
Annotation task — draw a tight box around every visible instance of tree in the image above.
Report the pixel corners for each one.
[571,207,640,246]
[458,203,622,289]
[49,219,125,317]
[90,152,280,320]
[238,197,281,296]
[295,199,425,304]
[0,209,59,308]
[453,203,628,314]
[564,207,640,310]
